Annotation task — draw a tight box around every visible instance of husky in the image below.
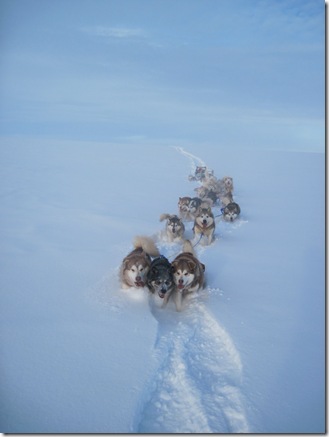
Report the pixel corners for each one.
[120,236,159,289]
[178,196,193,221]
[171,240,205,311]
[217,176,234,197]
[188,166,207,181]
[146,255,175,307]
[159,213,185,242]
[219,192,234,207]
[201,172,219,191]
[188,197,202,217]
[193,206,216,245]
[222,202,241,222]
[194,186,219,206]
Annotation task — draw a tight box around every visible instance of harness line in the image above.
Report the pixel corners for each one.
[192,232,204,248]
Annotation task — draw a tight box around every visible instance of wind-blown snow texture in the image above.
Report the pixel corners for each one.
[0,142,325,433]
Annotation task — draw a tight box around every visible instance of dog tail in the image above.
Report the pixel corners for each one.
[159,213,171,222]
[183,239,195,256]
[133,235,160,257]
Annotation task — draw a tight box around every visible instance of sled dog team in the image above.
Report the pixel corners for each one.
[120,166,241,311]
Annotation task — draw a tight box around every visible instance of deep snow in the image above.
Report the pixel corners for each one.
[0,141,325,433]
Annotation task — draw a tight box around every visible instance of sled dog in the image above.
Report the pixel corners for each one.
[159,213,185,242]
[188,166,208,182]
[171,240,205,311]
[219,192,234,207]
[218,176,234,197]
[193,206,216,245]
[194,186,218,205]
[222,202,241,222]
[178,196,192,220]
[188,197,202,217]
[146,255,175,306]
[120,236,159,289]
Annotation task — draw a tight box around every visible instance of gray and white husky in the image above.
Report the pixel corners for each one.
[193,206,216,245]
[120,236,159,289]
[159,213,185,242]
[222,202,241,222]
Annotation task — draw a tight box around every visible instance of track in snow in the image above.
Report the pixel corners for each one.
[134,298,249,433]
[174,146,206,174]
[133,148,249,433]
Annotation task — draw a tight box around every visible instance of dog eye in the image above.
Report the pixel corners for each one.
[165,280,171,285]
[184,272,189,276]
[155,280,161,285]
[140,267,143,271]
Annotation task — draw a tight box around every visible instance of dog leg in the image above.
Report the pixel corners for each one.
[161,292,171,308]
[174,291,183,312]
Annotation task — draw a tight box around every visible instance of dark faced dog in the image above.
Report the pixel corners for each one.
[146,255,175,307]
[222,202,241,222]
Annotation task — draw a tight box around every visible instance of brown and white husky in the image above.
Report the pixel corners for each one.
[120,236,159,289]
[171,240,205,311]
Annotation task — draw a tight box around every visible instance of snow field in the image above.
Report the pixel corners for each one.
[0,142,324,433]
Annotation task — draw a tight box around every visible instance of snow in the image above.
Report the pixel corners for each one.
[0,141,325,433]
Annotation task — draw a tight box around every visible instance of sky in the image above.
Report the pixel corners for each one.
[0,0,325,152]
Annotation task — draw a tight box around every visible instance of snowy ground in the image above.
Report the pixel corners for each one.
[0,141,325,433]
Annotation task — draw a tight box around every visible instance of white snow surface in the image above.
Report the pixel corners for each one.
[0,142,325,433]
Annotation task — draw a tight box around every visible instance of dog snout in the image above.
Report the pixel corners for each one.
[136,275,142,282]
[178,279,184,285]
[202,219,207,224]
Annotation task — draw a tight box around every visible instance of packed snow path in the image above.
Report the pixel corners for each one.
[135,298,249,433]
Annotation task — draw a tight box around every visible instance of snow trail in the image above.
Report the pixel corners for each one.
[135,298,249,433]
[174,146,206,174]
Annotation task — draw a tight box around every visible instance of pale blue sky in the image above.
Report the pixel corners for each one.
[0,0,325,151]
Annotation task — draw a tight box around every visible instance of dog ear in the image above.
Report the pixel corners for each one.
[187,261,195,272]
[171,263,176,273]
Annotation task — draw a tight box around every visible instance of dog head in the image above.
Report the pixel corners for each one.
[172,259,196,291]
[222,202,241,222]
[221,176,234,191]
[146,256,174,299]
[178,196,191,212]
[195,207,214,229]
[194,166,207,180]
[189,197,202,214]
[172,255,205,292]
[122,252,150,287]
[167,215,184,235]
